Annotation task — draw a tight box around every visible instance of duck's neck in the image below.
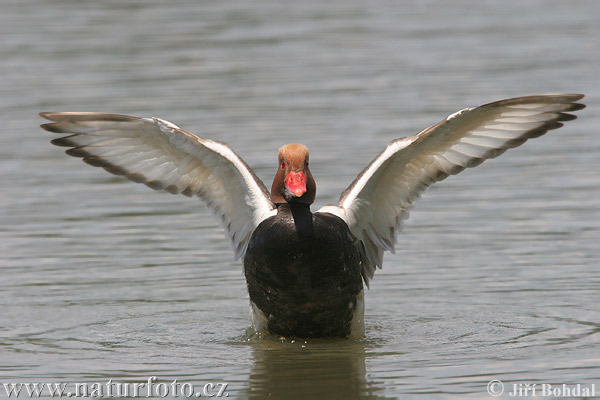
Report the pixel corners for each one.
[276,201,311,213]
[277,202,314,238]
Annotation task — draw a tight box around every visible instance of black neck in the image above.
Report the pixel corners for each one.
[276,202,314,239]
[276,202,310,211]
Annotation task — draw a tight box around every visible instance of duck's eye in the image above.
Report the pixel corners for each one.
[281,161,286,169]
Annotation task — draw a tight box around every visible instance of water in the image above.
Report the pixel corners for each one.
[1,0,599,398]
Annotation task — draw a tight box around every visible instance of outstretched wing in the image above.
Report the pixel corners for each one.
[41,112,276,259]
[319,94,585,285]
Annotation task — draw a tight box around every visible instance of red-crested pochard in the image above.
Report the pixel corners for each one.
[41,94,585,338]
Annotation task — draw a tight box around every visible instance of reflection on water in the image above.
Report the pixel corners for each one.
[1,0,599,398]
[246,336,374,399]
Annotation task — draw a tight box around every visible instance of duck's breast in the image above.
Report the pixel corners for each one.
[244,209,363,337]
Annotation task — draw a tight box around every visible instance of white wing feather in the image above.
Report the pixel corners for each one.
[319,94,585,285]
[41,112,276,259]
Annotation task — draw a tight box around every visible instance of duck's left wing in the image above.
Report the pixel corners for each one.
[41,112,276,259]
[319,94,585,285]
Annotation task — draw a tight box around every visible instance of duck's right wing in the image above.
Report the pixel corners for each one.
[41,112,276,259]
[319,94,585,285]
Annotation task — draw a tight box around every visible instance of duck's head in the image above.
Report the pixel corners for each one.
[270,143,316,205]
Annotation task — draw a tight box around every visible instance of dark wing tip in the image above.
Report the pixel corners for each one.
[40,112,68,132]
[545,93,585,102]
[556,112,579,122]
[40,112,58,131]
[568,102,586,112]
[489,93,585,108]
[552,93,585,103]
[64,147,90,158]
[50,135,78,147]
[40,111,140,122]
[41,122,64,133]
[568,93,585,101]
[40,112,145,134]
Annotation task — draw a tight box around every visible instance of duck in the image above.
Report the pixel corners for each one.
[41,94,585,338]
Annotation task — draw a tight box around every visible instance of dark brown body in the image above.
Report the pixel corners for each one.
[244,203,363,338]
